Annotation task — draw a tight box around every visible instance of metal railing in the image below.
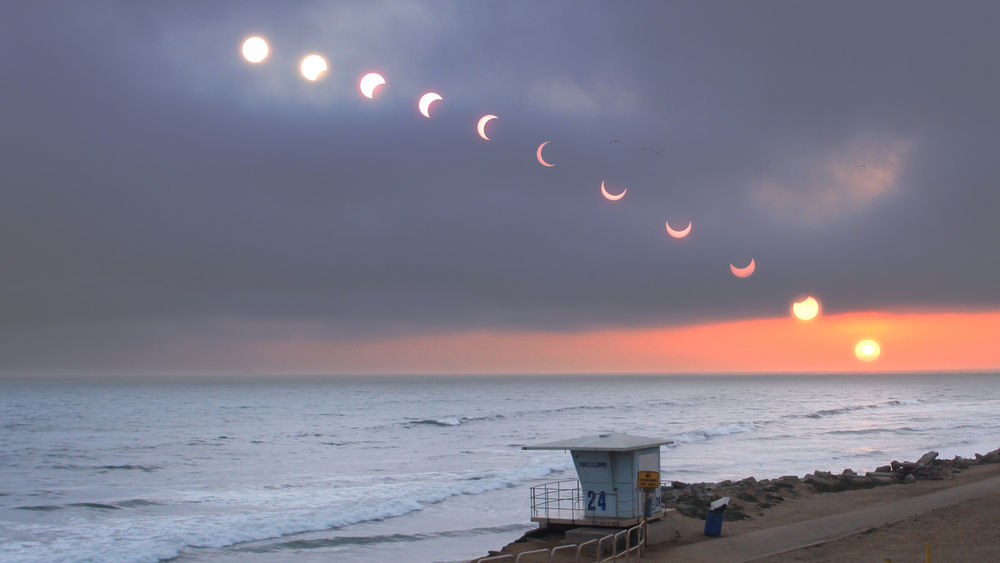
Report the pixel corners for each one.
[473,520,647,563]
[529,479,645,521]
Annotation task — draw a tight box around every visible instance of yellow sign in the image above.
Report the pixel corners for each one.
[637,471,660,489]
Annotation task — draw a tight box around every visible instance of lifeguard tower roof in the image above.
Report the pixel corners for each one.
[522,432,671,452]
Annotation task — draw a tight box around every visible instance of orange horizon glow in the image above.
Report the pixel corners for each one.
[231,309,1000,375]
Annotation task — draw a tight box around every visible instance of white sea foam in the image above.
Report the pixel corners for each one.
[0,455,571,563]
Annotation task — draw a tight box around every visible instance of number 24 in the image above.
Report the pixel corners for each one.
[587,490,607,511]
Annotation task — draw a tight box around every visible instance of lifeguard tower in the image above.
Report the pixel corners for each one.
[523,433,670,528]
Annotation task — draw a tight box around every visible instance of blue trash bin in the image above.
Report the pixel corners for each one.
[704,508,725,536]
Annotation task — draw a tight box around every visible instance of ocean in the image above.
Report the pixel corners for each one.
[1,373,999,563]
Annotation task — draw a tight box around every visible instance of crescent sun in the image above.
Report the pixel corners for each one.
[600,180,627,201]
[665,220,692,239]
[730,258,756,278]
[477,114,497,140]
[536,141,555,167]
[418,92,442,118]
[359,72,386,99]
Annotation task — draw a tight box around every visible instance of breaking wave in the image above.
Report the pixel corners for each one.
[0,455,572,563]
[793,398,923,420]
[673,422,757,443]
[406,414,506,427]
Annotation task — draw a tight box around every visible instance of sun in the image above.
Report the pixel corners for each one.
[300,54,328,81]
[241,36,269,63]
[791,296,820,321]
[359,72,385,99]
[855,339,881,362]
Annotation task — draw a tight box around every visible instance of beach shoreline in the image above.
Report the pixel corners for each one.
[476,448,1000,562]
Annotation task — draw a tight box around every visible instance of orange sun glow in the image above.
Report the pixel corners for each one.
[855,339,881,362]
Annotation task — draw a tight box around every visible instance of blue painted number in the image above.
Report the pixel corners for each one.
[586,490,607,511]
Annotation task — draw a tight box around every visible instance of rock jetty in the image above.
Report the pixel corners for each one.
[662,447,1000,521]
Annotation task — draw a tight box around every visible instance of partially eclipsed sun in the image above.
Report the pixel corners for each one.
[855,339,881,362]
[601,180,626,201]
[300,54,328,81]
[792,296,820,321]
[418,92,442,118]
[665,220,692,239]
[359,72,385,99]
[730,258,755,278]
[536,141,555,167]
[477,114,497,140]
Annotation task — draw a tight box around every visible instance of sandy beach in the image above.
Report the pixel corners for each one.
[477,450,1000,562]
[756,481,1000,562]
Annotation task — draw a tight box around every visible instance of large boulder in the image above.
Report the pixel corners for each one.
[865,471,896,483]
[978,448,1000,463]
[915,451,939,469]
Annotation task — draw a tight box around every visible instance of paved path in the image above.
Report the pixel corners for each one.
[645,474,1000,562]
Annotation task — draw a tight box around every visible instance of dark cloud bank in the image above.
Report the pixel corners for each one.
[1,1,998,372]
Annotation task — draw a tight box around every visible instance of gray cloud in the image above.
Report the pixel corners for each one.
[1,1,998,371]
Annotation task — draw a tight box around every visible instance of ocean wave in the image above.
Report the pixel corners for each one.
[233,523,532,553]
[794,398,923,420]
[402,403,623,429]
[16,500,159,511]
[673,422,757,443]
[14,504,64,511]
[115,499,162,508]
[406,414,506,427]
[545,404,620,415]
[825,421,986,437]
[410,417,463,427]
[804,405,869,419]
[826,427,917,436]
[98,464,159,472]
[66,502,121,510]
[46,464,160,473]
[0,456,572,563]
[319,440,374,447]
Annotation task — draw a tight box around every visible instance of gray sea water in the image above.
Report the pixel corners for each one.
[1,373,999,562]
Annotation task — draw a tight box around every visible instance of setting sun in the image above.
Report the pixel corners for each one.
[854,339,881,362]
[792,296,821,321]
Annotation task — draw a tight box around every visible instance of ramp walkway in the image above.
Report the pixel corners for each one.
[645,473,1000,562]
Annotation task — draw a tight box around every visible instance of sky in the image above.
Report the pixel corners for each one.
[1,1,998,375]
